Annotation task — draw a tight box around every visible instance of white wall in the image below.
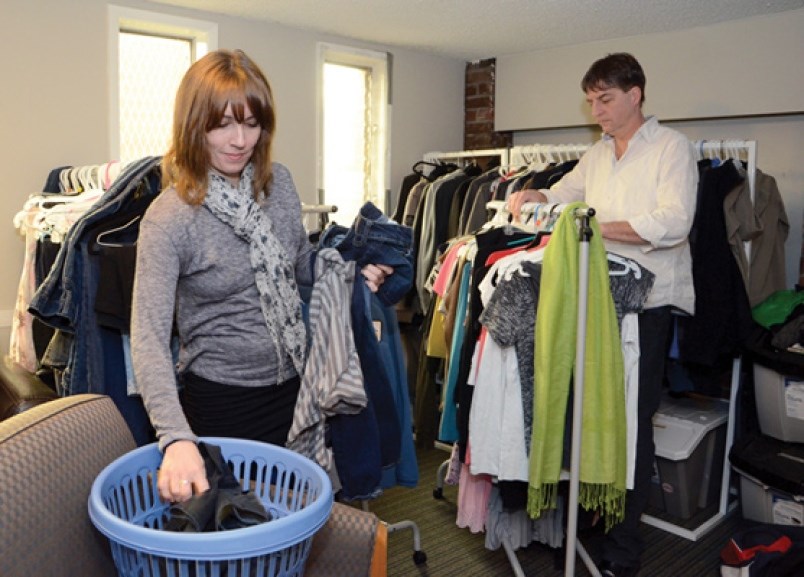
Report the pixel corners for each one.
[0,0,465,355]
[497,9,804,130]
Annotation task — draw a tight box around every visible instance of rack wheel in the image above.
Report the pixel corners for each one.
[433,487,443,499]
[413,550,427,565]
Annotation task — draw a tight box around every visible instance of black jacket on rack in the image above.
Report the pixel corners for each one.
[677,159,754,368]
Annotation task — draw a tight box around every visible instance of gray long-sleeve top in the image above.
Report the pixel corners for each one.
[131,163,315,450]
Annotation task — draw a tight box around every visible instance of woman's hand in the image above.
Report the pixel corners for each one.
[157,440,210,502]
[361,264,394,293]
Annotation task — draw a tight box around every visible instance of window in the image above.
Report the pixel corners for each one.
[108,6,217,163]
[318,44,390,225]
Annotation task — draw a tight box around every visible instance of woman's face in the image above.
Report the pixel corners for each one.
[206,102,262,185]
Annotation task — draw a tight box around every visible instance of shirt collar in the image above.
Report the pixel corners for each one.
[634,115,659,143]
[601,115,658,148]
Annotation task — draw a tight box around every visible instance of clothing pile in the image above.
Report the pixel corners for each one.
[165,442,270,533]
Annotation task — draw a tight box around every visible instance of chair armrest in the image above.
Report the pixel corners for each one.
[0,356,58,421]
[306,502,386,577]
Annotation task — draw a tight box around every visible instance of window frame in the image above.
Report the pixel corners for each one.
[316,42,391,214]
[107,5,217,161]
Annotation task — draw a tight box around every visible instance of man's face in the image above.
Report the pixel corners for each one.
[585,85,641,138]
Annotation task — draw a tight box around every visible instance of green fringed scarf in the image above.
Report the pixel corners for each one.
[527,202,627,529]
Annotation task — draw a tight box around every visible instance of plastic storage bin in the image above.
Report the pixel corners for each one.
[730,433,804,526]
[735,468,804,526]
[89,437,333,577]
[753,363,804,443]
[649,394,729,519]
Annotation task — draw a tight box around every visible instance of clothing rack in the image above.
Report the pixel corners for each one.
[563,205,599,577]
[425,139,758,576]
[481,199,601,577]
[505,139,758,546]
[508,143,591,167]
[422,147,510,171]
[301,203,338,233]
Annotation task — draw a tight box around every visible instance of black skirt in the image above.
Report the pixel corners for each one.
[179,372,301,447]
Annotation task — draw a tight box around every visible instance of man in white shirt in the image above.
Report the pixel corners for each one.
[509,52,698,577]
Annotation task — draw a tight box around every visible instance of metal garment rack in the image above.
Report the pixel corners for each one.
[507,143,591,167]
[507,139,759,543]
[301,203,338,233]
[564,205,600,577]
[429,140,757,575]
[422,147,510,171]
[484,199,602,577]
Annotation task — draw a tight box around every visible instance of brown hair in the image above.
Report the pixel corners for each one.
[581,52,646,105]
[162,49,276,204]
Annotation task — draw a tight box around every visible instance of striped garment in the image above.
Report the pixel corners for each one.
[286,248,367,471]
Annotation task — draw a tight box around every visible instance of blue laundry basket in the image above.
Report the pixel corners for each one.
[89,437,333,577]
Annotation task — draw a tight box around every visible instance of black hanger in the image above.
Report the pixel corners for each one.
[411,160,440,178]
[412,160,459,181]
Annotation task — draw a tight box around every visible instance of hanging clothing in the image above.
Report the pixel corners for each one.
[748,169,790,307]
[319,203,417,499]
[677,160,754,367]
[29,157,164,445]
[287,248,365,473]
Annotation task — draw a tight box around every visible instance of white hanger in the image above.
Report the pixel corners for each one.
[95,216,141,248]
[607,253,642,278]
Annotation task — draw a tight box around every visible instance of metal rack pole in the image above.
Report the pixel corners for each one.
[564,207,601,577]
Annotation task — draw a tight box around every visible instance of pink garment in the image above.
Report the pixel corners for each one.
[455,463,493,534]
[431,240,466,297]
[9,211,39,371]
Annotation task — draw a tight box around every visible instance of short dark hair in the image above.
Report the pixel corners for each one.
[581,52,646,105]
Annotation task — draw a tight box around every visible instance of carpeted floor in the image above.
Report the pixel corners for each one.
[364,446,746,577]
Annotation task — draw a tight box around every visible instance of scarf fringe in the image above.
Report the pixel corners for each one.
[528,482,626,531]
[578,482,626,531]
[527,482,558,519]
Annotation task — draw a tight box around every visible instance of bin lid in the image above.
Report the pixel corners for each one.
[652,395,729,460]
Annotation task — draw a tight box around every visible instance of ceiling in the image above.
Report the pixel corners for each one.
[151,0,804,61]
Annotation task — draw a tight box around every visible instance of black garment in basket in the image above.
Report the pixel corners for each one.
[165,442,271,532]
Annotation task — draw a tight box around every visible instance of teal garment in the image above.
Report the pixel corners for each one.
[439,261,472,442]
[752,290,804,328]
[527,202,626,528]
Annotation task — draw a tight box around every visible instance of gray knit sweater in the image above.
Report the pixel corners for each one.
[131,163,314,449]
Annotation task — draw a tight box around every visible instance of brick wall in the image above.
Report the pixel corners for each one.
[464,59,512,151]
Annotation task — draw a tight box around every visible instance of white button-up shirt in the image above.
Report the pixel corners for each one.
[544,116,698,314]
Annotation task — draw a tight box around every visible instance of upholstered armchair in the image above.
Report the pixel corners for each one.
[0,392,386,577]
